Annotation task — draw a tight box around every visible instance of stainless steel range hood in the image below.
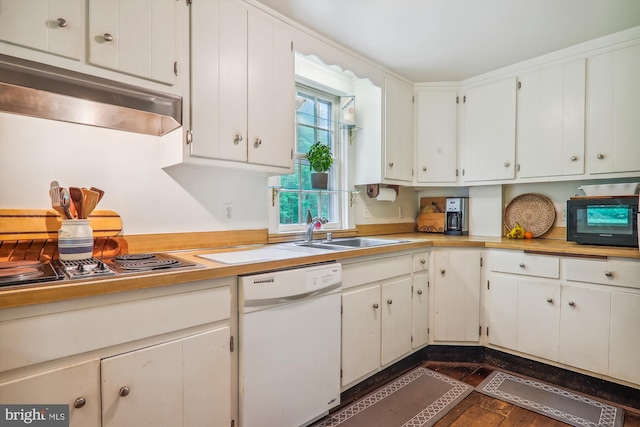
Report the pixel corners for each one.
[0,54,182,136]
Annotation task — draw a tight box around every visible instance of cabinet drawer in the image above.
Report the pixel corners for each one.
[342,255,412,289]
[564,258,640,289]
[413,251,429,272]
[491,251,559,278]
[0,285,231,372]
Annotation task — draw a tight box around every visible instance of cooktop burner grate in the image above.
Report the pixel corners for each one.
[116,258,182,271]
[0,261,63,287]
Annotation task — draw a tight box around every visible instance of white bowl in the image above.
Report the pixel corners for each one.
[578,182,640,196]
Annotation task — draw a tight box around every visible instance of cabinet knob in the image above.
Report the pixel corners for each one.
[103,33,114,42]
[233,134,243,145]
[597,153,605,160]
[119,386,130,397]
[568,301,576,308]
[519,262,525,268]
[254,138,262,148]
[546,298,553,304]
[387,299,393,305]
[420,259,426,264]
[388,162,394,167]
[56,18,68,28]
[422,166,427,171]
[604,271,613,278]
[504,161,510,168]
[73,397,86,409]
[440,269,445,275]
[417,289,423,295]
[570,155,578,162]
[372,303,379,309]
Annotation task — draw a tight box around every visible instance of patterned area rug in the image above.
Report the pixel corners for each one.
[312,367,473,427]
[476,371,624,427]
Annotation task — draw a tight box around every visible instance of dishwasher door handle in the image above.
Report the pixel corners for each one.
[242,282,342,308]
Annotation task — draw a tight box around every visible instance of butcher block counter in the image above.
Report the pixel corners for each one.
[1,232,638,309]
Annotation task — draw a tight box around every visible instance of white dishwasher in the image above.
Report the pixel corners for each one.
[239,262,342,427]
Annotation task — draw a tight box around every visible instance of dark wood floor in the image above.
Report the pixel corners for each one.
[423,361,640,427]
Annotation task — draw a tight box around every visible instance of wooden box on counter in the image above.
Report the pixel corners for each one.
[416,197,446,233]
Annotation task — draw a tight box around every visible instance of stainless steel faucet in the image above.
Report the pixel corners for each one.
[305,217,328,242]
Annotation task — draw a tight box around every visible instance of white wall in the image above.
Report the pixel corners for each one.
[0,113,269,235]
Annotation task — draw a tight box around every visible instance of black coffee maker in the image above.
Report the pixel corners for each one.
[444,197,469,235]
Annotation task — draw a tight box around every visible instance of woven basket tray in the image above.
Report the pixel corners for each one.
[504,193,556,237]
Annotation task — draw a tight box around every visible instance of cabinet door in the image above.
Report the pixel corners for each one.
[88,0,176,84]
[381,277,412,365]
[587,44,640,174]
[517,279,561,361]
[462,77,516,182]
[341,284,381,386]
[412,272,429,348]
[0,360,100,427]
[384,75,413,182]
[609,291,640,385]
[517,59,585,178]
[486,276,518,350]
[247,8,294,170]
[183,328,232,427]
[559,285,611,375]
[416,89,458,183]
[190,0,248,161]
[0,0,82,59]
[433,250,481,342]
[101,340,183,427]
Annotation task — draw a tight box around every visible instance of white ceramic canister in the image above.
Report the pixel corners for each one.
[58,219,94,261]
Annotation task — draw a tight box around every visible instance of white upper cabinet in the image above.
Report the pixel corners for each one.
[517,59,586,178]
[189,0,294,172]
[0,0,83,60]
[461,77,517,182]
[88,0,177,85]
[384,74,414,182]
[415,88,458,184]
[587,44,640,175]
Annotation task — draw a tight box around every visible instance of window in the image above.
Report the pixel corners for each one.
[276,85,347,232]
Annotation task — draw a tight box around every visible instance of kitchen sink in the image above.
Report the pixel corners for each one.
[294,237,408,251]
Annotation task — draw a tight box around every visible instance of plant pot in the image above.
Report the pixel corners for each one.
[311,172,328,189]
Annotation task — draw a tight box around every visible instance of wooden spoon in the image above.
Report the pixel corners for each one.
[90,187,105,203]
[82,188,100,218]
[69,187,84,219]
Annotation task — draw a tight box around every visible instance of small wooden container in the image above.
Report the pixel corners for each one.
[416,197,446,233]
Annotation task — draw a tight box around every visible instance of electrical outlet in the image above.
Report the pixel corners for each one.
[363,206,373,218]
[223,203,234,223]
[561,208,567,221]
[398,207,403,218]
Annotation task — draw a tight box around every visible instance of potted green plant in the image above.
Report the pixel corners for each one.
[307,141,333,189]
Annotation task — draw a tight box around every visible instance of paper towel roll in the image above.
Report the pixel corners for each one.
[376,187,397,202]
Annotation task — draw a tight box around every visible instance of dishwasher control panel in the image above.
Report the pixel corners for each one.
[306,265,342,291]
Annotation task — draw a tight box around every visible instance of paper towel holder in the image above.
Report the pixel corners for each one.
[366,184,399,199]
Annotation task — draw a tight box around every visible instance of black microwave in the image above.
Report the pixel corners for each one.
[567,196,639,247]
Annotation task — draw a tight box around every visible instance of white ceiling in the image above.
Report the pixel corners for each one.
[256,0,640,82]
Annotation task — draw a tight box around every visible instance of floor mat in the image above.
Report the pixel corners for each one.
[475,370,624,427]
[312,367,473,427]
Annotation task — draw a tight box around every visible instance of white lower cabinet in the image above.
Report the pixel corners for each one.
[381,278,413,365]
[412,272,429,349]
[517,280,560,362]
[0,360,101,427]
[432,250,481,342]
[486,276,518,350]
[609,291,640,385]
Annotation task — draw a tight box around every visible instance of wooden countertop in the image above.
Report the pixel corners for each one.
[1,233,638,309]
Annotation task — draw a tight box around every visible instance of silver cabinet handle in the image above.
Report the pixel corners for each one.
[440,269,445,275]
[519,262,525,268]
[420,259,426,264]
[504,161,510,167]
[73,397,86,409]
[103,33,114,42]
[605,271,613,278]
[233,134,243,145]
[570,155,578,161]
[119,386,130,397]
[597,153,605,160]
[372,303,379,309]
[422,166,427,171]
[417,289,423,295]
[254,138,262,148]
[568,301,576,308]
[546,298,553,304]
[387,299,393,304]
[56,18,68,28]
[388,162,394,167]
